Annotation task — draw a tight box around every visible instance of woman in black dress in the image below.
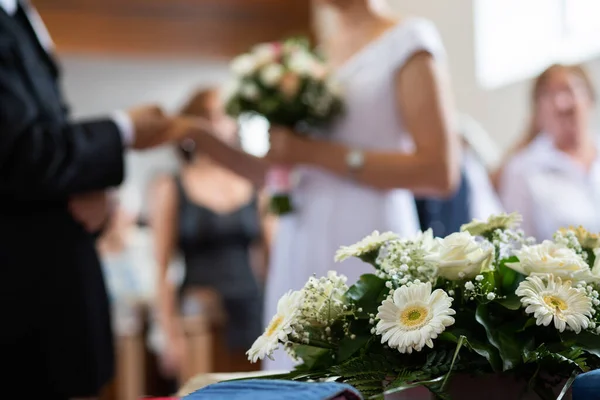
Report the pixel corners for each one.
[150,88,273,380]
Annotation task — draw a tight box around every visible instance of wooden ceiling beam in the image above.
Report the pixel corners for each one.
[33,0,313,59]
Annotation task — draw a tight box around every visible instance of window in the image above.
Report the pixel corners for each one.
[474,0,600,89]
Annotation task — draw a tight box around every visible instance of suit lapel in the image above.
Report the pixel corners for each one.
[20,1,59,76]
[0,2,59,77]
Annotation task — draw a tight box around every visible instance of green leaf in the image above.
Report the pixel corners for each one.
[357,250,380,266]
[346,274,387,314]
[518,318,537,332]
[496,294,523,310]
[337,335,370,363]
[496,256,524,295]
[562,331,600,359]
[376,376,445,399]
[293,345,333,370]
[438,329,502,372]
[465,337,503,372]
[475,304,523,371]
[480,271,496,293]
[438,332,459,343]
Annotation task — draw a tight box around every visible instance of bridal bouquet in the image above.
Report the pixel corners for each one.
[247,214,600,399]
[224,37,343,215]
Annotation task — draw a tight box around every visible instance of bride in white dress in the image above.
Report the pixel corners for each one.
[181,0,459,375]
[261,0,459,370]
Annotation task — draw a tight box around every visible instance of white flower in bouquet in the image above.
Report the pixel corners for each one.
[376,282,456,353]
[240,82,260,100]
[412,229,437,252]
[424,232,493,281]
[260,64,285,87]
[253,43,280,66]
[375,230,439,283]
[507,241,589,280]
[300,271,349,326]
[335,231,399,262]
[516,274,592,333]
[559,226,600,250]
[288,50,317,76]
[231,53,258,76]
[461,212,523,236]
[247,290,303,362]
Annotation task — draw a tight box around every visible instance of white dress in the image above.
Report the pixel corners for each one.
[500,134,600,241]
[263,18,447,373]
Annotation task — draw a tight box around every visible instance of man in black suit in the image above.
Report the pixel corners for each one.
[0,0,187,397]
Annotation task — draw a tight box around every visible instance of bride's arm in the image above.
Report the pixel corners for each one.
[268,52,461,197]
[172,120,269,187]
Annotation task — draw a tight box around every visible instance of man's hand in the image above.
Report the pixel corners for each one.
[68,191,114,233]
[128,106,216,149]
[128,105,173,150]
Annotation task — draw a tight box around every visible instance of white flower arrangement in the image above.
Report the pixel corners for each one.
[248,214,600,398]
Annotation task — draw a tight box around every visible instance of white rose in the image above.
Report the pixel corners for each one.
[231,54,257,76]
[287,51,315,76]
[424,232,493,281]
[260,64,284,87]
[240,82,260,100]
[253,43,279,66]
[507,241,589,280]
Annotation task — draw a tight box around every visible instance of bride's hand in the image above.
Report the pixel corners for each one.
[266,125,312,165]
[167,116,214,142]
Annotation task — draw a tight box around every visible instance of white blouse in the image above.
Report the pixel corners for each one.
[499,134,600,240]
[463,148,504,221]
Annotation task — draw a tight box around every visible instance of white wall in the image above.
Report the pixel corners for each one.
[60,55,230,215]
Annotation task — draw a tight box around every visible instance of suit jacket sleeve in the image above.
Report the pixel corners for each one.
[0,59,125,200]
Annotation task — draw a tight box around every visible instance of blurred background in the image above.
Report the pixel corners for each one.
[29,0,600,398]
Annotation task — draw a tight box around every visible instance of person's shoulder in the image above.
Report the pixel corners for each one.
[387,17,446,66]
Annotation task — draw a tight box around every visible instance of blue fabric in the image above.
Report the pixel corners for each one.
[183,379,364,400]
[415,170,471,237]
[572,370,600,400]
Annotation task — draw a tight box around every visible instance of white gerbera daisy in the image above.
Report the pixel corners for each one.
[461,212,523,236]
[516,274,592,333]
[335,231,399,262]
[376,282,456,354]
[247,290,303,362]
